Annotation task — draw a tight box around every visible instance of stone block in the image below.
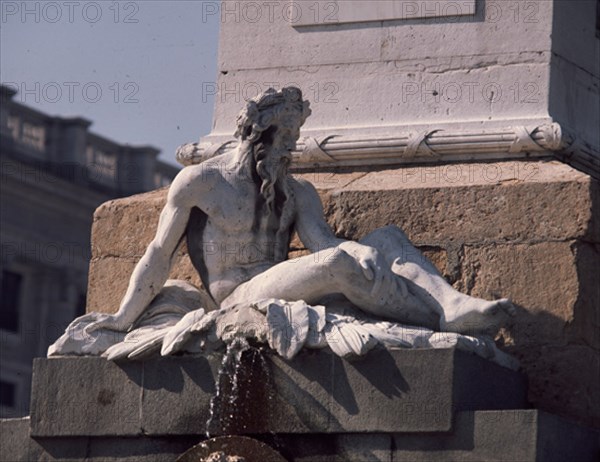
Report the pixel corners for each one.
[141,356,221,436]
[460,241,583,343]
[263,348,526,434]
[30,358,143,437]
[4,411,598,462]
[87,254,203,314]
[0,418,45,461]
[458,240,600,427]
[513,344,600,431]
[271,433,393,462]
[323,161,595,244]
[393,410,600,462]
[0,417,199,462]
[86,257,138,314]
[90,188,167,259]
[28,348,526,438]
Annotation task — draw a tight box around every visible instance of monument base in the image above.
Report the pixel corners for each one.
[86,159,600,428]
[1,349,598,461]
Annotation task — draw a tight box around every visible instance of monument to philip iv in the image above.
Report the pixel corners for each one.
[49,87,518,368]
[2,1,599,461]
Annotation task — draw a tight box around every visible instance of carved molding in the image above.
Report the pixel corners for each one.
[180,122,598,175]
[297,123,570,164]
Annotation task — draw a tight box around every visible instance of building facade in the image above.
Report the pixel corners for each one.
[0,84,179,417]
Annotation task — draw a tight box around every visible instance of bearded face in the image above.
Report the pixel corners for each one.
[236,87,308,209]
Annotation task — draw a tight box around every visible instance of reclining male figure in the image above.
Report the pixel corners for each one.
[86,87,514,336]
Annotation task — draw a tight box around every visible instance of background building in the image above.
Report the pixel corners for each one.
[0,84,179,417]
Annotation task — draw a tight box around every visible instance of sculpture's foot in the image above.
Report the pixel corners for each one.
[440,297,515,335]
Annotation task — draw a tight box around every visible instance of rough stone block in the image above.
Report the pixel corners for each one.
[4,411,598,462]
[393,410,600,462]
[0,418,44,461]
[30,358,143,437]
[87,254,202,314]
[460,241,583,343]
[323,161,596,244]
[90,188,167,259]
[141,356,221,436]
[264,348,526,434]
[264,410,599,461]
[0,417,199,462]
[271,433,393,462]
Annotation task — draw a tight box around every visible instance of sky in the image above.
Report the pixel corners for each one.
[0,0,221,166]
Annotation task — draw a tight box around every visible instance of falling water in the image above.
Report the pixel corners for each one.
[204,337,278,438]
[205,337,250,437]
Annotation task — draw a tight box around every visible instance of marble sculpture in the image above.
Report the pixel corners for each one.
[49,87,518,369]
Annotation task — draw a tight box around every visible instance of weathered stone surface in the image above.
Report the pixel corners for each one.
[0,417,199,462]
[4,410,598,462]
[30,358,143,437]
[458,240,600,426]
[274,433,394,462]
[266,410,599,462]
[325,161,596,244]
[141,356,221,436]
[393,410,600,462]
[513,344,600,432]
[0,418,45,461]
[29,349,526,437]
[460,241,582,344]
[87,254,203,314]
[91,188,167,259]
[87,257,138,314]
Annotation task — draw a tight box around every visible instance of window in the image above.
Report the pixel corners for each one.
[0,270,22,332]
[596,0,600,38]
[0,380,16,408]
[75,292,87,318]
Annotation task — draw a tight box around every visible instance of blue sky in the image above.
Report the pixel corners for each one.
[0,1,220,166]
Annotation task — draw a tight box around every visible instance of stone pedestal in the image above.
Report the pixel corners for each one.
[85,159,600,429]
[27,350,527,437]
[199,0,599,176]
[2,349,598,462]
[4,158,596,461]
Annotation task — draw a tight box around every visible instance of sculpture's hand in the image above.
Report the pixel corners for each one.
[82,312,131,334]
[338,241,399,306]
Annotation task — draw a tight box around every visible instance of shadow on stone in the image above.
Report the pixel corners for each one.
[501,301,600,428]
[347,348,410,399]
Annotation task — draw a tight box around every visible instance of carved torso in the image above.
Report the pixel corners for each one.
[185,156,296,304]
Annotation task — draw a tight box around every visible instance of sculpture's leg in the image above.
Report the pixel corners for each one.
[220,246,442,330]
[360,225,514,334]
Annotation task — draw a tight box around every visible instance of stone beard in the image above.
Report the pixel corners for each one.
[252,135,292,215]
[250,133,295,262]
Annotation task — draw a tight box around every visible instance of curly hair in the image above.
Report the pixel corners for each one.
[234,87,311,142]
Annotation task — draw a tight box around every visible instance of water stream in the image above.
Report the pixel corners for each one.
[205,336,278,438]
[206,338,248,437]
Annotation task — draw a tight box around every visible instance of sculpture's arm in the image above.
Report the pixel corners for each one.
[86,168,204,332]
[291,177,341,252]
[292,177,401,303]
